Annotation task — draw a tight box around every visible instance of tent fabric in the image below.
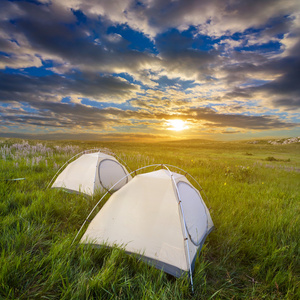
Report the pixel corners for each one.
[98,159,129,192]
[80,169,214,277]
[51,152,131,196]
[177,181,208,246]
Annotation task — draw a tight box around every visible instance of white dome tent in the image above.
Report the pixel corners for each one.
[74,164,214,291]
[48,149,132,197]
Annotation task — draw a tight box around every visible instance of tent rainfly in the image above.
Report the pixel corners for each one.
[51,151,132,196]
[80,168,214,287]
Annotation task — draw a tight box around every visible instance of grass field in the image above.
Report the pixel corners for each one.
[0,138,299,299]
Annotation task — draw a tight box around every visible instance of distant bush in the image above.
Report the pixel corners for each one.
[224,165,253,182]
[265,156,291,162]
[266,156,278,161]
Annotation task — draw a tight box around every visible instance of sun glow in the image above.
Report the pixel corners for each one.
[167,119,188,131]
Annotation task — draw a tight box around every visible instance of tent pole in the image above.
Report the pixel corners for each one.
[163,163,212,209]
[164,165,194,293]
[92,153,100,198]
[72,191,109,245]
[178,192,195,293]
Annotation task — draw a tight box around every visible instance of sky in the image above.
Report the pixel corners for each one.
[0,0,300,141]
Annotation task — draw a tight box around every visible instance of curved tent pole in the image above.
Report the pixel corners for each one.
[163,164,204,190]
[72,190,109,245]
[91,146,133,174]
[163,165,195,293]
[162,164,211,246]
[162,164,212,210]
[153,163,212,210]
[111,153,132,174]
[99,147,133,174]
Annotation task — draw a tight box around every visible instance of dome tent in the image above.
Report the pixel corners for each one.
[77,165,214,291]
[49,149,132,197]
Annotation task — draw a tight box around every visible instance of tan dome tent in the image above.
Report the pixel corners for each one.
[76,165,214,291]
[49,150,132,197]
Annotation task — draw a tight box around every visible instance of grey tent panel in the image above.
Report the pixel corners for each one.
[177,181,208,246]
[98,159,129,192]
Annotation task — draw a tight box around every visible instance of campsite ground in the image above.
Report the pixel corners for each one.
[0,138,299,299]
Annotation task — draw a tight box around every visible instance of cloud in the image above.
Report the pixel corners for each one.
[0,71,138,104]
[221,39,300,109]
[0,0,300,139]
[221,130,241,134]
[0,0,158,75]
[1,97,297,134]
[176,107,297,130]
[0,0,77,69]
[155,29,221,82]
[54,0,299,38]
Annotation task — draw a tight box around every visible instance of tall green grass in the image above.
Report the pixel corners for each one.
[0,138,299,299]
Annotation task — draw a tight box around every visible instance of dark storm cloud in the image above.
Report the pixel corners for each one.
[222,42,300,109]
[17,17,155,71]
[0,101,127,129]
[184,108,296,130]
[254,41,300,109]
[0,71,138,103]
[0,0,157,73]
[256,64,300,109]
[124,0,299,37]
[155,29,220,81]
[2,113,74,128]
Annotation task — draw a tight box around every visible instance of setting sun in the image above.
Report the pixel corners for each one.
[167,119,188,131]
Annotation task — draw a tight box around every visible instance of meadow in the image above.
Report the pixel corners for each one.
[0,137,299,299]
